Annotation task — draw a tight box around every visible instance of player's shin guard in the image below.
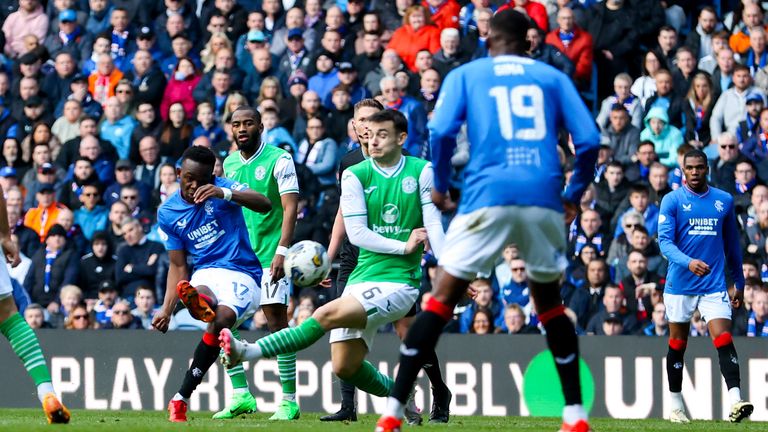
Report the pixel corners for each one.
[257,317,325,358]
[179,332,221,399]
[346,360,393,397]
[540,305,582,406]
[666,338,687,393]
[714,332,741,390]
[227,329,250,391]
[390,297,453,404]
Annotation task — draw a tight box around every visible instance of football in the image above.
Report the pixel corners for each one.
[284,240,331,288]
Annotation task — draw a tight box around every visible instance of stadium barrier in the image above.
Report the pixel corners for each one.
[1,331,766,420]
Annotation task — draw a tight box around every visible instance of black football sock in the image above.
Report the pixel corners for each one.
[390,311,448,403]
[714,333,741,390]
[340,380,356,410]
[667,338,686,393]
[422,348,449,398]
[179,333,221,399]
[540,306,582,406]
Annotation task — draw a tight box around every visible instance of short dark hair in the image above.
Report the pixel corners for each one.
[638,140,655,151]
[181,145,216,169]
[354,98,384,114]
[658,25,677,35]
[610,103,628,114]
[489,9,531,54]
[630,225,649,236]
[677,143,695,156]
[606,160,624,171]
[74,156,93,166]
[733,64,751,75]
[232,104,262,124]
[683,149,708,166]
[368,109,408,136]
[629,183,649,196]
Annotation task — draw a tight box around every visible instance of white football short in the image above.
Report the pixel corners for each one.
[190,268,260,327]
[329,281,418,349]
[259,267,292,306]
[0,262,11,299]
[664,291,733,323]
[439,205,568,283]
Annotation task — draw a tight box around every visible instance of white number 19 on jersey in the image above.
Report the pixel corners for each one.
[489,85,546,141]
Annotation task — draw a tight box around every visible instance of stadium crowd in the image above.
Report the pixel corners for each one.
[1,0,768,337]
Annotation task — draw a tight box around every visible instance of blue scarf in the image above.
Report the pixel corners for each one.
[111,29,129,58]
[747,311,768,337]
[44,248,61,294]
[736,178,757,194]
[747,49,768,75]
[59,26,82,45]
[694,105,705,132]
[559,31,575,47]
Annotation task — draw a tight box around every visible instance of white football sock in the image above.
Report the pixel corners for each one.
[670,392,684,412]
[37,382,55,403]
[728,387,742,405]
[563,404,587,424]
[383,397,405,419]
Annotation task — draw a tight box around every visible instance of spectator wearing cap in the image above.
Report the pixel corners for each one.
[44,9,93,62]
[432,28,463,77]
[352,31,384,79]
[24,181,67,242]
[387,5,441,73]
[308,51,340,102]
[379,75,428,158]
[123,49,167,109]
[1,0,48,58]
[160,32,200,79]
[130,26,164,63]
[22,144,64,201]
[711,65,766,139]
[103,159,150,206]
[93,280,120,327]
[55,73,103,119]
[161,57,201,122]
[100,97,137,160]
[423,0,460,31]
[585,284,637,335]
[735,93,765,147]
[0,166,20,195]
[545,6,593,89]
[23,223,79,309]
[237,29,271,73]
[89,53,124,107]
[325,61,370,108]
[78,231,116,299]
[115,217,164,298]
[270,8,318,58]
[278,28,313,79]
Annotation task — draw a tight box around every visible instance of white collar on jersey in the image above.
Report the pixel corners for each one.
[239,143,267,165]
[370,155,405,178]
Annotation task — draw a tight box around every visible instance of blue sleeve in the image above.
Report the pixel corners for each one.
[157,216,183,251]
[657,193,693,269]
[306,140,337,175]
[614,210,626,239]
[723,198,746,290]
[558,73,600,204]
[428,69,466,193]
[458,306,472,333]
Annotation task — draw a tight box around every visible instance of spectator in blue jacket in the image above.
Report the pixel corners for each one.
[308,51,340,102]
[261,107,297,153]
[74,183,108,241]
[642,302,669,336]
[459,278,502,333]
[99,97,136,160]
[296,116,338,188]
[499,258,530,308]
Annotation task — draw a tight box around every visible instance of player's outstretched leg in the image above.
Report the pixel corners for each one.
[213,329,257,420]
[377,270,468,432]
[530,280,590,432]
[176,281,216,322]
[0,298,70,424]
[709,321,753,423]
[263,304,300,421]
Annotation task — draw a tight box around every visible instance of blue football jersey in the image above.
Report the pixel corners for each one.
[658,185,744,295]
[157,177,263,284]
[429,55,600,214]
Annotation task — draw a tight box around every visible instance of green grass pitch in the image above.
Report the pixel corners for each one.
[0,410,764,431]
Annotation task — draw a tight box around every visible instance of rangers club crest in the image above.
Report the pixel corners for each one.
[715,200,724,213]
[254,166,267,181]
[205,201,214,215]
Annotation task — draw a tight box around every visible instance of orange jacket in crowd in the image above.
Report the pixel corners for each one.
[388,24,442,72]
[24,202,66,242]
[88,69,124,107]
[729,26,768,55]
[423,0,460,31]
[545,26,594,84]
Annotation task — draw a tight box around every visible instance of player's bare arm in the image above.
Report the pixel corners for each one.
[193,184,272,213]
[152,249,189,333]
[271,192,298,283]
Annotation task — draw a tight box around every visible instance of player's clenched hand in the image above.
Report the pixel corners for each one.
[1,237,20,267]
[431,190,457,212]
[193,184,223,204]
[729,286,743,309]
[152,311,171,333]
[270,254,286,283]
[688,259,710,277]
[404,228,428,254]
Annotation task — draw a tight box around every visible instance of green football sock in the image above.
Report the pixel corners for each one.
[278,352,297,396]
[0,313,51,386]
[227,329,249,390]
[346,360,393,398]
[257,317,325,358]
